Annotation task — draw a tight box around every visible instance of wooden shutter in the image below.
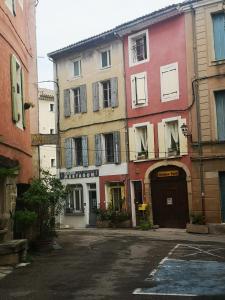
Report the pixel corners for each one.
[82,136,88,167]
[111,77,118,108]
[95,134,102,166]
[21,69,26,128]
[136,75,146,104]
[213,13,225,60]
[113,131,121,164]
[64,89,71,117]
[158,122,166,158]
[147,123,155,159]
[216,91,225,141]
[80,85,87,113]
[11,54,19,123]
[65,138,73,169]
[128,127,136,161]
[92,82,99,112]
[160,63,179,101]
[178,118,188,156]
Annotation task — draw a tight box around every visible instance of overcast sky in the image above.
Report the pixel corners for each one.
[36,0,181,88]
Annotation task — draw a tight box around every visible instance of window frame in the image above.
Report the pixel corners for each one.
[49,103,54,112]
[51,158,56,168]
[103,133,115,164]
[73,137,83,166]
[72,58,81,78]
[128,29,149,67]
[212,12,225,62]
[100,49,111,69]
[101,80,112,108]
[65,185,84,215]
[73,87,81,114]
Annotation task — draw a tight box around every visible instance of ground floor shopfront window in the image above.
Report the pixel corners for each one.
[65,184,84,215]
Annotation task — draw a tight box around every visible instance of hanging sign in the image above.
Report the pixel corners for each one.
[157,170,179,178]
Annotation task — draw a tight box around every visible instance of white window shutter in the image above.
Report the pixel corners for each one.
[128,127,136,161]
[160,62,179,102]
[179,118,188,156]
[147,123,155,159]
[136,75,146,104]
[158,122,166,158]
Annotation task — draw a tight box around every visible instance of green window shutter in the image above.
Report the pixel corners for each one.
[11,54,19,123]
[111,77,118,108]
[21,69,26,128]
[113,131,121,164]
[82,136,88,167]
[92,82,99,112]
[80,85,87,113]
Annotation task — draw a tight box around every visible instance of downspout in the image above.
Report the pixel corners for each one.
[191,6,205,218]
[114,32,131,214]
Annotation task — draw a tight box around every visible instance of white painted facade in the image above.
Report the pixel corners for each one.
[38,89,56,175]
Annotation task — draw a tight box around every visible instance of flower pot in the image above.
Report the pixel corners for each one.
[186,223,209,234]
[96,220,110,228]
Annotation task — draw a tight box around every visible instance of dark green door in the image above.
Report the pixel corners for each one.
[219,173,225,222]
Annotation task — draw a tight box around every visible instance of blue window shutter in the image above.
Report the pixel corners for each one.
[213,13,225,60]
[65,138,73,169]
[92,82,99,112]
[82,136,88,167]
[95,134,102,166]
[215,90,225,141]
[113,131,121,164]
[111,77,118,108]
[64,89,71,117]
[80,85,87,113]
[11,55,19,123]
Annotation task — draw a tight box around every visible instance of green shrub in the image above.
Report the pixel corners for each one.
[139,220,152,231]
[190,213,205,225]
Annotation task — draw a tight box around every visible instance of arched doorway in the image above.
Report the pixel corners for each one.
[150,165,189,228]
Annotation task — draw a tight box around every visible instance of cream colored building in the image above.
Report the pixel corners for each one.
[183,0,225,224]
[38,88,56,175]
[49,32,128,228]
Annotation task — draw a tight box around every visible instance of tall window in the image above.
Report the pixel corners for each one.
[105,133,114,163]
[101,50,111,68]
[50,103,54,111]
[215,90,225,141]
[101,80,111,108]
[128,30,149,66]
[108,183,125,211]
[74,137,83,166]
[212,13,225,61]
[136,126,148,159]
[66,185,83,214]
[74,87,81,113]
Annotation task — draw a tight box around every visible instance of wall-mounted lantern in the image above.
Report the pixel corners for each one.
[181,123,192,138]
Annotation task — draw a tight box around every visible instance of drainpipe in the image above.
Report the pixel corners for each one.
[191,6,205,218]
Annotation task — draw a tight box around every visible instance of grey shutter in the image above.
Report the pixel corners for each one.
[82,136,88,167]
[92,82,99,112]
[113,131,121,164]
[64,89,71,117]
[95,134,102,166]
[111,77,118,108]
[65,138,73,169]
[11,54,19,122]
[80,85,87,113]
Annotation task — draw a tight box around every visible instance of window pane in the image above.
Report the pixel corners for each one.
[101,51,109,68]
[74,61,80,76]
[105,133,114,163]
[136,126,148,158]
[135,36,147,61]
[166,121,180,156]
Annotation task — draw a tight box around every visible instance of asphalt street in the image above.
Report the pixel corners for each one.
[0,229,225,300]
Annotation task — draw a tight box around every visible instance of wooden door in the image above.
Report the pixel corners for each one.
[151,167,189,228]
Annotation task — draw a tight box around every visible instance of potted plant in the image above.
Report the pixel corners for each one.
[186,213,209,234]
